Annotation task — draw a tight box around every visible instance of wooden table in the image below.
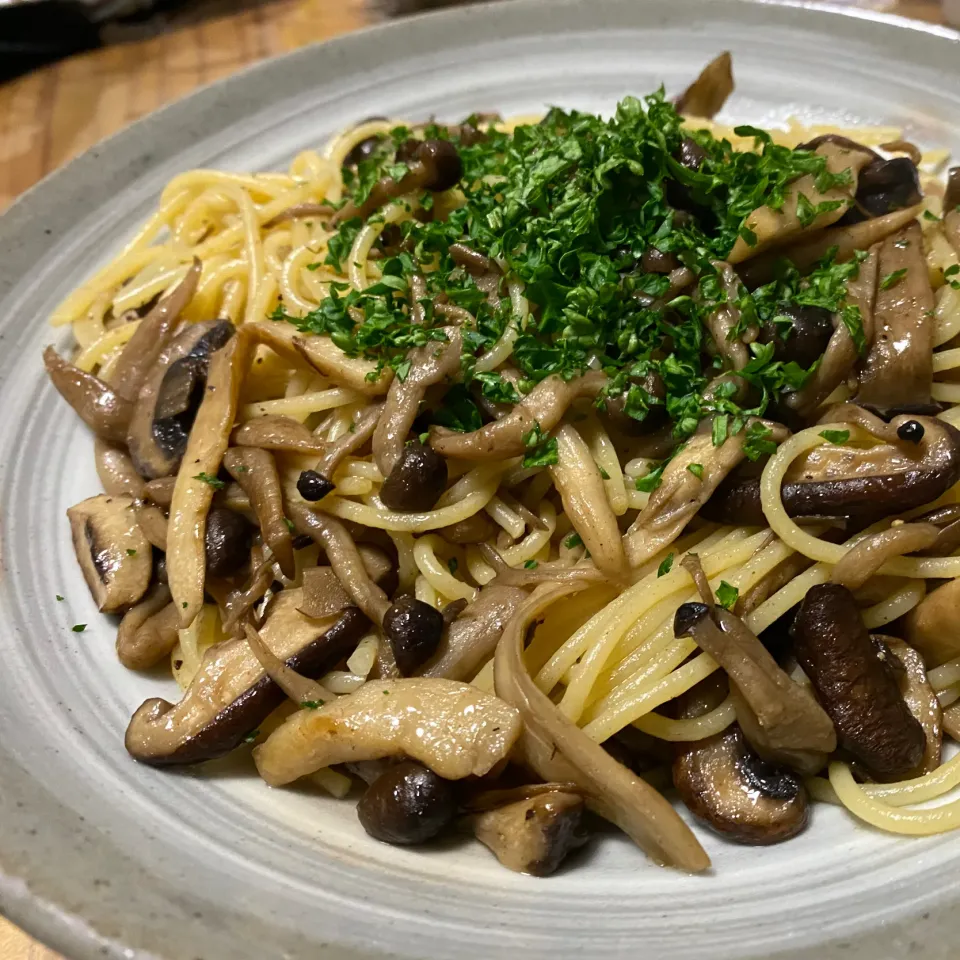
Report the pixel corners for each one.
[0,0,948,955]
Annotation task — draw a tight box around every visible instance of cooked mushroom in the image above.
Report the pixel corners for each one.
[357,760,457,845]
[116,584,180,670]
[704,414,960,526]
[429,372,606,460]
[109,259,201,402]
[728,140,873,263]
[698,262,748,370]
[471,790,587,875]
[253,678,522,786]
[223,447,294,578]
[847,156,923,222]
[126,320,235,479]
[44,347,134,444]
[440,512,496,545]
[945,166,960,212]
[673,603,836,773]
[757,304,835,370]
[94,439,144,498]
[419,585,527,682]
[231,414,329,456]
[599,372,668,437]
[905,578,960,667]
[494,584,710,872]
[856,223,935,415]
[379,440,449,512]
[298,547,395,620]
[68,494,151,612]
[675,51,734,119]
[829,522,939,591]
[293,334,391,395]
[125,593,369,765]
[204,507,253,578]
[382,595,445,675]
[792,583,925,779]
[883,637,942,777]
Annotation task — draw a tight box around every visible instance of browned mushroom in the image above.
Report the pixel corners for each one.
[429,372,606,460]
[792,583,925,779]
[116,584,180,670]
[883,637,942,777]
[68,494,151,611]
[126,320,235,479]
[675,51,734,119]
[125,593,369,765]
[705,414,960,526]
[298,546,394,620]
[673,677,809,844]
[698,262,748,370]
[856,223,935,415]
[94,439,144,498]
[109,260,201,403]
[44,347,134,444]
[673,603,836,773]
[223,447,294,579]
[231,415,329,456]
[471,789,588,875]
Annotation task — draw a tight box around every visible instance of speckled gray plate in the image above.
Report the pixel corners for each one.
[1,1,959,958]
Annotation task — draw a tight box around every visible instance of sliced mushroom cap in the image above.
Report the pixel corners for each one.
[905,578,960,667]
[791,583,925,779]
[673,721,809,845]
[116,583,179,670]
[705,414,960,526]
[883,637,942,777]
[44,347,134,444]
[471,790,588,876]
[125,594,369,765]
[253,678,522,786]
[68,494,151,612]
[127,320,235,479]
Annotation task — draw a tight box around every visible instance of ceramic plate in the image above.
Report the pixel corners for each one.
[1,1,959,957]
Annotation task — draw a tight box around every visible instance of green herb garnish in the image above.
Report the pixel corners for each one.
[72,624,86,633]
[880,268,908,291]
[716,581,739,610]
[194,472,226,489]
[819,429,850,444]
[657,553,675,577]
[686,463,704,480]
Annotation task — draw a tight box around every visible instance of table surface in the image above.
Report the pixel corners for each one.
[0,0,948,955]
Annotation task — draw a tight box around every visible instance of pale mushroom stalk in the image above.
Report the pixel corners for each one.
[243,623,335,707]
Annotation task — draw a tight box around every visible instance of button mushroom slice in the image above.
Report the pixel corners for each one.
[109,259,201,403]
[126,320,235,479]
[855,223,935,415]
[674,603,836,774]
[293,332,392,396]
[549,424,626,579]
[904,578,960,667]
[728,141,874,264]
[625,417,787,567]
[418,584,527,682]
[68,494,151,612]
[792,583,925,779]
[494,584,710,872]
[783,246,879,419]
[168,330,254,627]
[429,372,607,460]
[673,677,809,845]
[882,637,942,778]
[116,583,180,670]
[470,790,588,876]
[675,51,733,119]
[231,415,329,456]
[223,447,294,579]
[373,329,461,477]
[125,593,369,765]
[253,678,522,786]
[94,438,144,499]
[44,346,134,444]
[697,262,748,370]
[739,204,922,289]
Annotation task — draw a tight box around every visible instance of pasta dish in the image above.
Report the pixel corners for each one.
[44,53,960,875]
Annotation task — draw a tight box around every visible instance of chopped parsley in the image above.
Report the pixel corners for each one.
[742,422,779,461]
[56,594,64,602]
[283,517,295,533]
[524,559,539,569]
[635,461,666,493]
[795,193,843,229]
[447,557,458,574]
[242,730,261,743]
[880,268,908,291]
[301,700,325,709]
[126,548,137,556]
[819,429,850,445]
[657,553,675,577]
[71,624,86,633]
[946,264,960,291]
[564,533,583,549]
[716,581,739,610]
[598,465,611,480]
[522,421,559,468]
[686,463,704,480]
[194,472,226,489]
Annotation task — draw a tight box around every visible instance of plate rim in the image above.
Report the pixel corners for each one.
[1,1,959,958]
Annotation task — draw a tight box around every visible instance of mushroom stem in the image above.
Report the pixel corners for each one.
[830,522,940,591]
[243,623,334,707]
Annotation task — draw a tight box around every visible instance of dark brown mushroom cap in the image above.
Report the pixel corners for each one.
[125,605,369,766]
[357,760,457,845]
[204,507,253,578]
[757,304,834,369]
[791,583,925,779]
[703,415,960,526]
[383,595,445,675]
[599,373,669,437]
[945,166,960,212]
[844,156,922,222]
[379,441,448,512]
